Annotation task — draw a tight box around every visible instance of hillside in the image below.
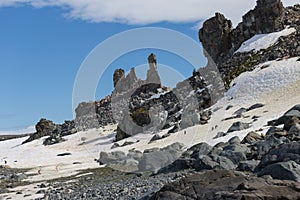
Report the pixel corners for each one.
[1,0,300,199]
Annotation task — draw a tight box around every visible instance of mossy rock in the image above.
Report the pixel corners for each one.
[131,107,151,126]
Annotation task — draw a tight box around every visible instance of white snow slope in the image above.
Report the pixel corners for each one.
[235,27,296,53]
[1,57,300,199]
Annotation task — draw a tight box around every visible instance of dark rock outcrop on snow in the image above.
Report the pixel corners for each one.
[113,53,212,141]
[158,105,300,180]
[199,0,300,87]
[22,118,76,145]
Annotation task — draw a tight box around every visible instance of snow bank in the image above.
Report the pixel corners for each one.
[235,27,296,53]
[226,57,300,103]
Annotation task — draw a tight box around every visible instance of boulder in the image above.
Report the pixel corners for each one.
[149,169,300,200]
[257,142,300,169]
[268,105,300,130]
[237,160,259,172]
[138,143,184,173]
[241,131,264,144]
[22,118,57,144]
[227,122,250,133]
[258,161,300,182]
[194,154,235,171]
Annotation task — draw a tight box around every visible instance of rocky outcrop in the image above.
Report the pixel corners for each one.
[199,1,300,87]
[98,142,184,173]
[231,0,284,51]
[74,96,115,131]
[113,53,211,141]
[199,0,285,64]
[199,13,233,62]
[149,170,300,200]
[146,53,161,85]
[22,118,57,144]
[113,68,125,87]
[22,118,76,144]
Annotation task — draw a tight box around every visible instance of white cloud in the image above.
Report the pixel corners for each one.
[0,0,298,26]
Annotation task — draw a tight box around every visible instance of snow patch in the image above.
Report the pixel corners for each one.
[235,27,296,53]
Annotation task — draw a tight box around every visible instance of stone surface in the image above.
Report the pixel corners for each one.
[138,143,184,173]
[227,121,250,133]
[113,68,125,87]
[150,170,300,200]
[258,161,300,182]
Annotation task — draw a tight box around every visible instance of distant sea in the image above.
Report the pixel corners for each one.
[0,126,35,135]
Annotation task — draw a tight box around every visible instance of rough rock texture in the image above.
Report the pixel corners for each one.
[149,170,300,200]
[113,54,211,141]
[199,0,285,64]
[199,0,300,87]
[98,143,184,173]
[113,68,125,87]
[199,12,233,62]
[22,118,77,145]
[22,118,57,144]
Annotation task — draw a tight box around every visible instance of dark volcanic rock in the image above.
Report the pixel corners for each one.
[227,121,250,133]
[138,143,184,173]
[258,161,300,182]
[241,131,264,144]
[268,104,300,131]
[256,141,300,170]
[199,12,233,62]
[149,170,300,200]
[22,118,57,144]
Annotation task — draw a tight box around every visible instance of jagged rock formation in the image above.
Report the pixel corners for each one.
[199,0,300,87]
[22,119,76,144]
[113,53,211,141]
[146,53,161,85]
[199,13,233,62]
[199,0,285,63]
[113,68,125,87]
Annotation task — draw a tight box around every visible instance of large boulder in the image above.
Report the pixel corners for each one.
[227,121,250,133]
[256,141,300,170]
[22,118,57,144]
[268,105,300,130]
[149,170,300,200]
[138,143,184,173]
[258,161,300,182]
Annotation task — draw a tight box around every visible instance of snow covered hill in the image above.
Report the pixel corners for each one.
[1,55,300,199]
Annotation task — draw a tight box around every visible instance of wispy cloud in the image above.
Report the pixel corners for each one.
[1,0,298,26]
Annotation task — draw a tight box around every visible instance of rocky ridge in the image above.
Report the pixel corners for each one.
[199,0,300,87]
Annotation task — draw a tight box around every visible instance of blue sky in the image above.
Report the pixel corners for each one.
[0,5,203,131]
[0,0,297,132]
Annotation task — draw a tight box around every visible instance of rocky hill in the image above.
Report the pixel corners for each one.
[200,0,300,87]
[1,0,300,199]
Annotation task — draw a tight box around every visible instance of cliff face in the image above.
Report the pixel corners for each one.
[199,0,300,87]
[199,0,285,64]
